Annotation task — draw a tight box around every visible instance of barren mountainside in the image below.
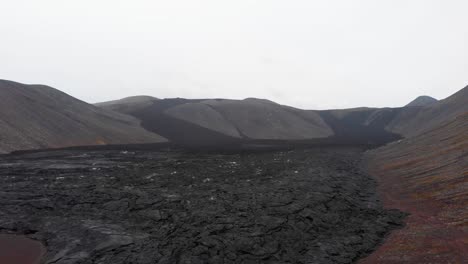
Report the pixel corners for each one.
[0,80,166,153]
[98,97,335,144]
[386,86,468,137]
[314,86,467,139]
[97,85,467,146]
[361,112,468,263]
[0,79,466,264]
[2,79,466,152]
[201,99,334,140]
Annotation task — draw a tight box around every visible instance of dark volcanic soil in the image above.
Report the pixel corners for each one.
[0,147,405,264]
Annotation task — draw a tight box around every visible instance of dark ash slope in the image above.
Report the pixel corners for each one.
[132,99,242,146]
[318,108,402,145]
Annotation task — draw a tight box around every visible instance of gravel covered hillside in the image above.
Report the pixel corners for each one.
[360,112,468,263]
[0,80,166,153]
[97,96,335,143]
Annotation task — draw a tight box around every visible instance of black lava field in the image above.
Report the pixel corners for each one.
[0,147,405,264]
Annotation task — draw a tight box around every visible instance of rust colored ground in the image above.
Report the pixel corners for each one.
[360,113,468,263]
[0,235,45,264]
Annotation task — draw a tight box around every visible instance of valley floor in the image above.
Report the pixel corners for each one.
[0,147,405,264]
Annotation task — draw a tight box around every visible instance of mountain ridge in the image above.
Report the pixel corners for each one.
[0,80,167,153]
[95,85,467,146]
[1,79,466,152]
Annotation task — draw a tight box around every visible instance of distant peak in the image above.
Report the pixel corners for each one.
[243,98,278,105]
[95,96,159,106]
[119,95,159,101]
[405,95,438,107]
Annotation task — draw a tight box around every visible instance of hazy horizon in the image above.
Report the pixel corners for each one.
[1,0,467,109]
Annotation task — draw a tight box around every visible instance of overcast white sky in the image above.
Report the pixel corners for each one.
[1,0,467,109]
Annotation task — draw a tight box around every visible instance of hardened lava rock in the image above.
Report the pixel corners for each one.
[0,147,405,264]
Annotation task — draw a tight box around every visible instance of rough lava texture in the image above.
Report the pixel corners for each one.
[360,112,468,263]
[2,80,467,263]
[0,80,166,154]
[0,147,405,264]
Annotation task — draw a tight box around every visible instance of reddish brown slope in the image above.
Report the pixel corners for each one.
[360,112,468,263]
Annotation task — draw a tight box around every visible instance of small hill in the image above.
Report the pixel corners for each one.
[387,86,468,137]
[0,80,167,153]
[97,97,334,145]
[405,95,438,107]
[95,96,159,114]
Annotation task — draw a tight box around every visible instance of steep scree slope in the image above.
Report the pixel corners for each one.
[360,112,468,263]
